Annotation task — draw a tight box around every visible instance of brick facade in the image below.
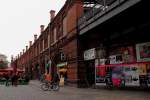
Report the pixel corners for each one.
[11,0,84,86]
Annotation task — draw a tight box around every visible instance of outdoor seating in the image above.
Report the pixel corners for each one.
[18,79,29,85]
[0,78,29,85]
[0,78,6,85]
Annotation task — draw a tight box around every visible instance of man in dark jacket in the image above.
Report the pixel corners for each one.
[11,73,19,86]
[52,72,60,84]
[4,73,10,86]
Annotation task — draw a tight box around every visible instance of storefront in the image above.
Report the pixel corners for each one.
[57,62,68,86]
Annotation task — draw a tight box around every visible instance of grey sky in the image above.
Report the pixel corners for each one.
[0,0,66,61]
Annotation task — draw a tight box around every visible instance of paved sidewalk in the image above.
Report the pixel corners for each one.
[0,80,150,100]
[29,80,41,87]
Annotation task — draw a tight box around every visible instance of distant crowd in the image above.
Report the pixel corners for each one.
[0,72,30,86]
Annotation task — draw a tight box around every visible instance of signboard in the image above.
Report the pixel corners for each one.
[109,54,123,64]
[84,48,96,61]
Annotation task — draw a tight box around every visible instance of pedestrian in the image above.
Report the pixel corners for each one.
[52,72,60,85]
[24,74,30,83]
[11,73,15,86]
[14,73,19,86]
[4,73,10,86]
[11,73,19,86]
[40,73,45,82]
[64,71,67,85]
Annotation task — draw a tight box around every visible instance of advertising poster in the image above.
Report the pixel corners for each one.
[109,55,123,64]
[136,42,150,62]
[111,66,124,87]
[138,63,150,87]
[138,64,147,75]
[121,46,136,63]
[123,65,140,86]
[147,64,150,86]
[95,66,106,86]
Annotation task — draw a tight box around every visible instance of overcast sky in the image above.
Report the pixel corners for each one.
[0,0,66,62]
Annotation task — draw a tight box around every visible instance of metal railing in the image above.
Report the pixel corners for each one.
[78,0,127,30]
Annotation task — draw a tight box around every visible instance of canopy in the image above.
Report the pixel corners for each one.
[0,67,24,72]
[59,68,67,73]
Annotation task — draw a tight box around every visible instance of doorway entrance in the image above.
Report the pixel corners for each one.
[85,60,95,87]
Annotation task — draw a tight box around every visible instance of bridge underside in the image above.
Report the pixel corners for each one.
[77,0,150,87]
[80,0,150,46]
[79,0,142,35]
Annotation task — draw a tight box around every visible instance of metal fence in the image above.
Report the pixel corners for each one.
[78,0,127,30]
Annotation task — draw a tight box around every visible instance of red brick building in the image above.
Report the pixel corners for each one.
[12,0,149,88]
[11,0,84,86]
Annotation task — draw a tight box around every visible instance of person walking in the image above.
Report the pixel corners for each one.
[24,74,30,83]
[11,73,15,86]
[50,72,60,90]
[14,73,19,86]
[4,73,10,86]
[11,73,19,86]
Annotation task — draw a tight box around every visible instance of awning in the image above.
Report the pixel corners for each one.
[0,67,24,72]
[59,68,67,73]
[57,62,67,68]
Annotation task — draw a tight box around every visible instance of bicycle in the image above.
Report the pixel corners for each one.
[41,80,60,91]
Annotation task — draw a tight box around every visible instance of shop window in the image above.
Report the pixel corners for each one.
[50,32,54,44]
[48,34,50,47]
[54,28,57,43]
[63,17,67,36]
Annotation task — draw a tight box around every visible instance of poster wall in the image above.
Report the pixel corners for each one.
[95,63,150,87]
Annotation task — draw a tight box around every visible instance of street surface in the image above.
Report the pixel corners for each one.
[0,80,150,100]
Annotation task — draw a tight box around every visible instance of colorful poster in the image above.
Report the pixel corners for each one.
[111,66,124,87]
[109,55,122,64]
[123,65,140,86]
[136,42,150,62]
[121,46,136,63]
[95,66,106,85]
[95,63,150,87]
[138,64,147,75]
[147,64,150,86]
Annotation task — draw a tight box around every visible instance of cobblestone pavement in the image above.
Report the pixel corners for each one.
[0,80,150,100]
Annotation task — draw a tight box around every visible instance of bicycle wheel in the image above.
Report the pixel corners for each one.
[52,83,60,91]
[41,83,49,91]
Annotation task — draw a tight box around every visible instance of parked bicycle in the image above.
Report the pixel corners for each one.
[41,81,60,91]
